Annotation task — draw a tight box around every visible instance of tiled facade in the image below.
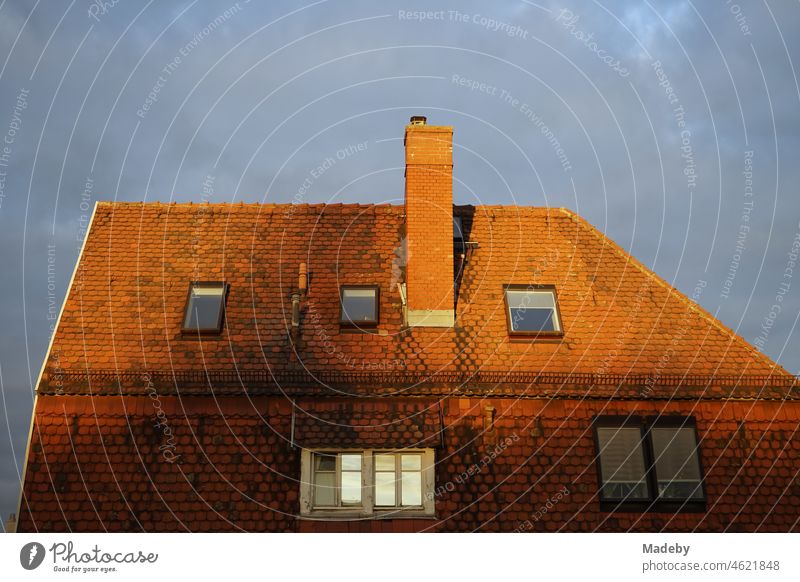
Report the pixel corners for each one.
[18,395,800,532]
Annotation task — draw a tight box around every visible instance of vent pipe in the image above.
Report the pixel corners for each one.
[298,262,307,293]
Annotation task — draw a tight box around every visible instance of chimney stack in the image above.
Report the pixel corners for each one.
[403,116,455,327]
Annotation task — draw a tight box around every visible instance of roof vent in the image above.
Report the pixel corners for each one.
[409,115,427,126]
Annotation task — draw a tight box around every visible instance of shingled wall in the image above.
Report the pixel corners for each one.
[17,394,800,532]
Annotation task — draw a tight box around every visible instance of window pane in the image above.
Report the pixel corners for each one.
[453,216,463,239]
[341,454,361,472]
[340,471,362,505]
[314,472,335,506]
[506,290,559,332]
[191,286,225,296]
[506,290,555,309]
[184,285,225,330]
[651,427,703,499]
[341,288,377,322]
[596,427,649,499]
[510,307,556,332]
[375,454,395,472]
[314,453,336,472]
[375,472,396,506]
[401,454,421,471]
[401,471,422,506]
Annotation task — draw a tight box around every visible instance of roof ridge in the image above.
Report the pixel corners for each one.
[557,207,794,380]
[95,201,406,213]
[95,201,561,210]
[96,201,402,206]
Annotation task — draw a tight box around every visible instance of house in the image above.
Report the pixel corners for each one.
[14,117,800,532]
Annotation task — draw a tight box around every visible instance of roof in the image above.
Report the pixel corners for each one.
[39,201,794,398]
[19,200,799,533]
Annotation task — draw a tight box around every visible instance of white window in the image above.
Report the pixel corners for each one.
[340,286,379,327]
[300,449,435,517]
[504,286,562,334]
[312,452,362,507]
[374,453,423,507]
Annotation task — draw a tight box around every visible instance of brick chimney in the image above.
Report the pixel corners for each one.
[403,116,455,327]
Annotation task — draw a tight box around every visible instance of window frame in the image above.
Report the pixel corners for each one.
[373,451,425,509]
[311,452,363,509]
[339,285,380,329]
[180,281,228,335]
[593,415,651,504]
[299,448,435,519]
[592,415,706,513]
[646,416,706,505]
[503,284,564,338]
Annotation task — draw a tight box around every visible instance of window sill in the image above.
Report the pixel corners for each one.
[177,331,225,339]
[599,500,707,514]
[338,325,381,334]
[298,511,437,521]
[507,333,564,343]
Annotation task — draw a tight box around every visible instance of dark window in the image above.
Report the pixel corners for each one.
[593,416,705,511]
[504,286,562,335]
[453,216,463,240]
[650,426,704,500]
[340,286,379,327]
[596,426,649,501]
[181,282,227,334]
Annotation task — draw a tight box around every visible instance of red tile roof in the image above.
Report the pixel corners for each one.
[40,202,794,397]
[18,200,799,533]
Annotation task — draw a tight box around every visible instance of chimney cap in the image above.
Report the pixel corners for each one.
[409,115,427,126]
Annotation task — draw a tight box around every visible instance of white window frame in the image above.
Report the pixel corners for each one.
[309,452,363,508]
[504,286,563,335]
[299,449,436,518]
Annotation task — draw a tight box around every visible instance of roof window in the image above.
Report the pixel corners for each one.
[504,285,562,335]
[340,286,379,328]
[181,282,227,334]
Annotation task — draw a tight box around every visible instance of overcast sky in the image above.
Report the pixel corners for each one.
[1,0,799,526]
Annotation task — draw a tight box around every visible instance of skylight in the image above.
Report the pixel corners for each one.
[340,286,379,327]
[504,286,562,335]
[181,282,227,334]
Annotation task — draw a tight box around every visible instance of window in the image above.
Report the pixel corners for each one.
[181,282,227,334]
[650,426,704,500]
[596,426,649,501]
[340,286,379,327]
[300,449,435,517]
[374,453,423,507]
[504,285,562,335]
[453,216,463,240]
[593,416,705,511]
[312,452,362,507]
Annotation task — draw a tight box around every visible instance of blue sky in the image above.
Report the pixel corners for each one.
[1,0,799,526]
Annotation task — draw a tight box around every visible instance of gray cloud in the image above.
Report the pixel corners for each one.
[1,0,799,525]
